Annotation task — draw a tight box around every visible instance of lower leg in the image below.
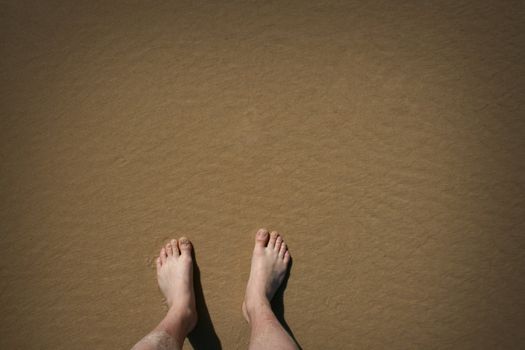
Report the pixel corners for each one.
[131,329,180,350]
[131,308,190,350]
[246,301,297,350]
[243,229,298,350]
[131,238,197,350]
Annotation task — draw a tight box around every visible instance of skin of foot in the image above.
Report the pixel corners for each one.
[156,237,198,336]
[133,232,298,350]
[131,238,197,350]
[243,228,291,323]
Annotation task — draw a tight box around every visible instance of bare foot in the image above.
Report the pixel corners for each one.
[156,237,198,335]
[243,228,291,322]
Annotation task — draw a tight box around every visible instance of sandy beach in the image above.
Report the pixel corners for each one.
[1,1,524,349]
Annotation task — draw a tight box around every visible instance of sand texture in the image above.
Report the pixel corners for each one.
[1,1,524,349]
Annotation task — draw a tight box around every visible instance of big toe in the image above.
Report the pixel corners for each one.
[255,228,269,247]
[178,237,192,257]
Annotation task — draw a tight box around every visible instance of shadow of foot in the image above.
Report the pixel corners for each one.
[270,258,303,350]
[188,248,222,350]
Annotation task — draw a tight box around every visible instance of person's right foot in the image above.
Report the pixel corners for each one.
[243,228,291,323]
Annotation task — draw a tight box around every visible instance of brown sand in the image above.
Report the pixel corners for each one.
[1,1,524,349]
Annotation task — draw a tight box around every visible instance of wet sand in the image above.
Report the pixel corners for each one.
[1,1,524,349]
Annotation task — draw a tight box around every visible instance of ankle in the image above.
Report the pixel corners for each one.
[245,297,273,320]
[159,306,197,338]
[169,304,195,320]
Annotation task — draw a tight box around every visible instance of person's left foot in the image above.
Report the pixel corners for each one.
[156,238,198,334]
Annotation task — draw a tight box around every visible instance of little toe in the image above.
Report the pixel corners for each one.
[255,228,269,247]
[268,231,279,249]
[156,257,161,272]
[279,242,287,258]
[178,237,192,258]
[284,250,291,264]
[160,247,167,264]
[171,239,180,257]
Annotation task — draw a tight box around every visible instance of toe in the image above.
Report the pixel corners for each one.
[160,247,167,264]
[284,250,291,264]
[166,242,173,256]
[255,228,269,247]
[275,235,283,251]
[171,239,180,257]
[156,257,161,272]
[178,237,192,257]
[279,242,287,258]
[268,231,278,249]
